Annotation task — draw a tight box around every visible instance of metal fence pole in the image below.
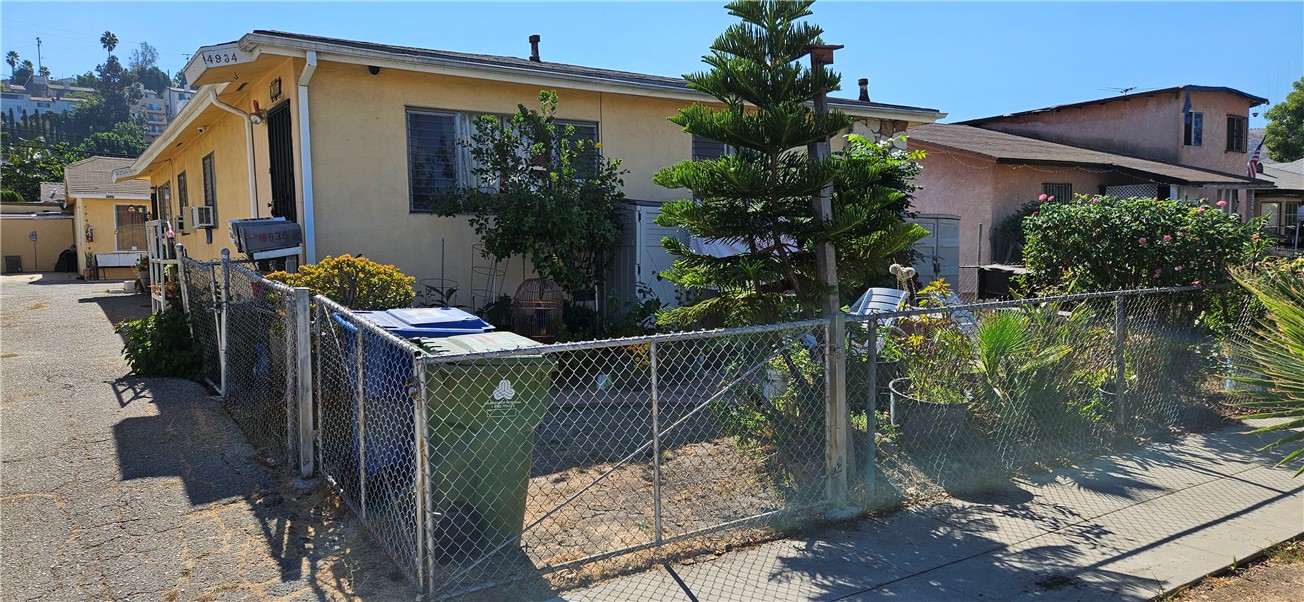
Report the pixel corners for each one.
[314,301,324,477]
[219,249,231,398]
[413,356,429,594]
[356,324,367,520]
[650,340,662,546]
[1114,293,1128,431]
[865,319,878,497]
[175,244,190,314]
[295,287,313,477]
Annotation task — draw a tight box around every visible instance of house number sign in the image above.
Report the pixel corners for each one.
[199,44,252,68]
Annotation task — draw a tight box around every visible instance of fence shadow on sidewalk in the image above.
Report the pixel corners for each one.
[109,376,419,599]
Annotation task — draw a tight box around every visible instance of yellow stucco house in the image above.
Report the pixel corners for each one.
[65,156,154,280]
[118,30,943,308]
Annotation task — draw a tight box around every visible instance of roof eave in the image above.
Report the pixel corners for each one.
[235,32,945,123]
[118,87,218,182]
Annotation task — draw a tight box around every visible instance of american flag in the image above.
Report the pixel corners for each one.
[1248,140,1264,178]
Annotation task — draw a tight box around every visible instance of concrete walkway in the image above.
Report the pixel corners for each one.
[560,420,1303,601]
[0,273,416,601]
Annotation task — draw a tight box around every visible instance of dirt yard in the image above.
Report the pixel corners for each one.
[1166,539,1304,602]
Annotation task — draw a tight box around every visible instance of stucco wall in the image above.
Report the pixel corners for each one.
[1,215,74,273]
[305,62,708,299]
[911,145,996,270]
[74,198,150,278]
[974,89,1256,176]
[143,58,303,263]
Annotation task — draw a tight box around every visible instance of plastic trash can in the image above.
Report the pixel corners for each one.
[416,331,555,562]
[334,308,493,486]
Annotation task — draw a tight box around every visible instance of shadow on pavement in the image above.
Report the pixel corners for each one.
[78,294,151,329]
[111,376,418,599]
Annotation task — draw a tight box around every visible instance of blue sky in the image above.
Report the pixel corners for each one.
[2,1,1301,126]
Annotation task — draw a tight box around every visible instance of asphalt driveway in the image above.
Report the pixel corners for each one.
[0,272,416,601]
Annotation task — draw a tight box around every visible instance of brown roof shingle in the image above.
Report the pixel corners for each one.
[64,157,152,198]
[909,124,1267,187]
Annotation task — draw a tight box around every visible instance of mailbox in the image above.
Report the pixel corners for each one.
[229,217,303,260]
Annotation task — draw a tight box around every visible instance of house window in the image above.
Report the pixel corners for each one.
[201,152,217,220]
[693,134,732,161]
[155,182,173,233]
[115,205,149,251]
[559,120,600,177]
[1184,111,1203,146]
[1226,115,1247,152]
[407,109,459,212]
[1042,183,1072,202]
[176,171,189,232]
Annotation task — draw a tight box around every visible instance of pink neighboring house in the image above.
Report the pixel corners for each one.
[908,85,1276,280]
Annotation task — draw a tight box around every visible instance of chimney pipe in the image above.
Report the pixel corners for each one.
[858,78,870,102]
[529,35,541,62]
[1256,162,1264,174]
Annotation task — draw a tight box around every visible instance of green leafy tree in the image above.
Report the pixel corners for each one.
[433,90,627,307]
[1264,76,1304,163]
[133,66,170,94]
[0,137,83,202]
[128,42,158,71]
[652,0,926,327]
[75,121,147,157]
[172,70,188,89]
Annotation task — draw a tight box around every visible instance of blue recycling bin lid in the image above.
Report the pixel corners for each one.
[353,307,493,339]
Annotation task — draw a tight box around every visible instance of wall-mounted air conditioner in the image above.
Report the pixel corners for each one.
[191,206,216,229]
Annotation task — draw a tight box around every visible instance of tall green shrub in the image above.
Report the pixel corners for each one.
[652,0,925,328]
[1022,195,1262,292]
[115,308,202,379]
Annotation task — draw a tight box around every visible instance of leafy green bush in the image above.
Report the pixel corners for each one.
[115,308,202,379]
[1021,195,1263,293]
[266,254,414,310]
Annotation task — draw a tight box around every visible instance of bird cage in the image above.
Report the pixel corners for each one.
[512,278,564,343]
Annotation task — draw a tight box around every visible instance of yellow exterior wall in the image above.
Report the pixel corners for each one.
[73,197,151,279]
[1,216,74,273]
[306,62,704,300]
[141,58,304,263]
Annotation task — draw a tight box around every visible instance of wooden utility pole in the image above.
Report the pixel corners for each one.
[808,44,851,511]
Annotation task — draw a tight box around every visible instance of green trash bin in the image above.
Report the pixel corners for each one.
[416,331,555,563]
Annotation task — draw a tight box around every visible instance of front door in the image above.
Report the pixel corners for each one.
[267,101,296,222]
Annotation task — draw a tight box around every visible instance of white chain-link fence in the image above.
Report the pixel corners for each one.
[177,249,1259,598]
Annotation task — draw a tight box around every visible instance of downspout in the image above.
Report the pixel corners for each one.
[298,51,318,263]
[212,97,260,219]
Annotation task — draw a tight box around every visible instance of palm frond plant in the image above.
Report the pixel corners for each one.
[1229,258,1304,476]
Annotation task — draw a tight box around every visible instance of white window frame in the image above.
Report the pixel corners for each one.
[114,204,150,251]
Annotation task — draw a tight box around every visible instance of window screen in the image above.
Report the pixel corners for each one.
[408,109,459,212]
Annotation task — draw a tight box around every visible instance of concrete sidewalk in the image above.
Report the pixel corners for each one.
[560,421,1303,601]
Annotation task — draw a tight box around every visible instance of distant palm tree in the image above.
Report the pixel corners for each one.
[100,31,118,58]
[38,66,50,78]
[5,51,17,79]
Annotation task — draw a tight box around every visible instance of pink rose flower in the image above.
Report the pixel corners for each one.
[1192,280,1201,286]
[1197,207,1207,214]
[1091,197,1100,204]
[1138,237,1147,245]
[1163,235,1172,242]
[1047,195,1055,202]
[1032,211,1039,216]
[1154,268,1163,276]
[1216,200,1228,208]
[1174,265,1183,271]
[1038,194,1048,201]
